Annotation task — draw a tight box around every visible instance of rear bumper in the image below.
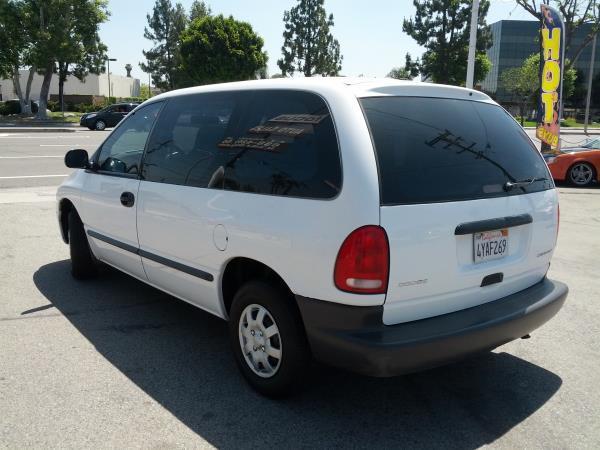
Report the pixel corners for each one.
[296,278,567,377]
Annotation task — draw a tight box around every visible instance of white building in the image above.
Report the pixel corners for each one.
[0,70,140,101]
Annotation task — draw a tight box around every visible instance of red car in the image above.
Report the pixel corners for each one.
[543,138,600,187]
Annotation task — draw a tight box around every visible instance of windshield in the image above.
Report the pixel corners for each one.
[582,138,600,149]
[361,96,553,205]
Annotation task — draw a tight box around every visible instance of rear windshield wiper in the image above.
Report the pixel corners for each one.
[503,177,548,191]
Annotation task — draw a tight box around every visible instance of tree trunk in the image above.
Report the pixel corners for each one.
[11,66,26,114]
[58,62,67,114]
[36,63,54,120]
[520,102,525,126]
[22,67,36,116]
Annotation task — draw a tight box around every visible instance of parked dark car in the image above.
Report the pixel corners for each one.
[80,103,140,130]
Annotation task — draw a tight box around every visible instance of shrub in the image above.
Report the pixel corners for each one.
[0,100,21,115]
[47,100,59,112]
[76,103,97,113]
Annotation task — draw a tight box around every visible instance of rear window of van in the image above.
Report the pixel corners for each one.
[360,97,553,205]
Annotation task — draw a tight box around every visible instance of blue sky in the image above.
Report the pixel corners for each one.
[99,0,534,83]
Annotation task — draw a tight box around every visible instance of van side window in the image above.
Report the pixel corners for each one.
[96,101,162,175]
[220,90,341,199]
[142,90,342,200]
[142,92,237,187]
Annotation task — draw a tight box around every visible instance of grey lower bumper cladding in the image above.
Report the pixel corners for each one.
[296,278,568,377]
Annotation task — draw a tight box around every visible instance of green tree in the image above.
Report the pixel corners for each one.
[500,53,577,124]
[180,15,267,85]
[499,58,539,125]
[29,0,109,119]
[0,0,21,78]
[403,0,492,85]
[278,0,342,77]
[139,83,151,99]
[140,0,188,90]
[387,53,420,79]
[0,0,36,114]
[189,0,211,21]
[516,0,600,69]
[55,1,108,114]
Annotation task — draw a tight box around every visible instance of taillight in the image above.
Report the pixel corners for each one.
[334,226,389,294]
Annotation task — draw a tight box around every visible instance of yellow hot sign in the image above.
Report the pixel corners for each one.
[536,4,564,149]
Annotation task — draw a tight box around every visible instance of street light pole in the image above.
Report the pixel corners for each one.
[466,0,480,89]
[106,57,117,103]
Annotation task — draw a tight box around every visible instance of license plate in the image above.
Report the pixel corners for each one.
[473,229,508,263]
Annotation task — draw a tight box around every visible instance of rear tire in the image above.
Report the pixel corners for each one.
[68,210,97,279]
[568,162,595,187]
[94,120,106,131]
[229,281,310,397]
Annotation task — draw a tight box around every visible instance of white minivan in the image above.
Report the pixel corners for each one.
[57,78,568,396]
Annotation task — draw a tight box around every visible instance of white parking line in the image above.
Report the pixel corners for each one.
[0,174,68,179]
[0,156,63,159]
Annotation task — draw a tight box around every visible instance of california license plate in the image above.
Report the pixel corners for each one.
[473,229,508,263]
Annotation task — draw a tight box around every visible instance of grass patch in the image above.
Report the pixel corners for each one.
[48,111,83,123]
[514,117,600,128]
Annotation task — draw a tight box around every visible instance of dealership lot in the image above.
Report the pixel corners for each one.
[0,131,599,448]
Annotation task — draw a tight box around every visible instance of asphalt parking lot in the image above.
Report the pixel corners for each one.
[0,130,599,448]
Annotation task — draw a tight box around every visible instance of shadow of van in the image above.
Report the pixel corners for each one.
[33,260,562,449]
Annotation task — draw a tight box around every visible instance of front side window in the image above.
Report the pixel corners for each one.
[361,96,553,205]
[96,101,162,175]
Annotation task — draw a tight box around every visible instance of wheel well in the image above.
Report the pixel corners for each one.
[59,198,75,243]
[221,258,294,316]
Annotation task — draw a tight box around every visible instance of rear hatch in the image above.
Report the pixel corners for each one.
[360,95,558,325]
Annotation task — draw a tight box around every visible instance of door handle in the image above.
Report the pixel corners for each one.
[120,191,135,207]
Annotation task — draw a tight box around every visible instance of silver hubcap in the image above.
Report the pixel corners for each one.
[570,163,593,185]
[238,304,282,378]
[96,121,105,130]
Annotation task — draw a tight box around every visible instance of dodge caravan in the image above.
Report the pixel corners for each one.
[57,78,568,396]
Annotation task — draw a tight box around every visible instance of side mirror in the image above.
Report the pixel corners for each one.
[64,149,89,169]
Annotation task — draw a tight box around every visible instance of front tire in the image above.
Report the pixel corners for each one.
[568,162,595,187]
[68,210,97,279]
[229,281,310,397]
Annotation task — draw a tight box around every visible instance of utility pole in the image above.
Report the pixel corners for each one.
[466,0,480,89]
[584,34,597,134]
[106,57,117,103]
[148,70,152,99]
